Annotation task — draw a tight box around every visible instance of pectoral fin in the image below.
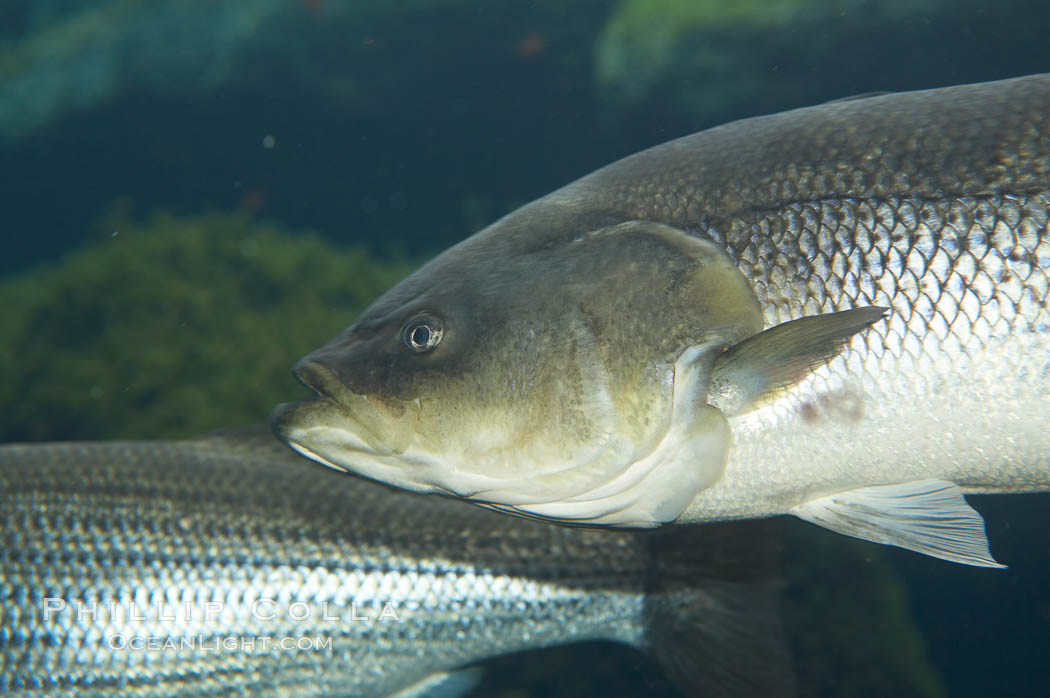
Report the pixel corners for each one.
[707,306,887,416]
[790,479,1005,568]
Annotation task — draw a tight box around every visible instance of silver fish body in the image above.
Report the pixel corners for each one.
[276,74,1050,566]
[0,431,786,697]
[576,75,1050,519]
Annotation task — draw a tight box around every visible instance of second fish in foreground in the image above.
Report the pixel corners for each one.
[0,431,789,697]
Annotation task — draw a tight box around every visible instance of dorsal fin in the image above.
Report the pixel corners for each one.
[824,90,894,104]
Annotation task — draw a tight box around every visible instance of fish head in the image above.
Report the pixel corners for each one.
[272,220,763,526]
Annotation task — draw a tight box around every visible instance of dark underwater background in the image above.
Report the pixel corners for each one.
[1,1,1048,696]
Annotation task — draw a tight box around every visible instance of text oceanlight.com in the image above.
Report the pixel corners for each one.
[107,635,334,652]
[42,598,403,624]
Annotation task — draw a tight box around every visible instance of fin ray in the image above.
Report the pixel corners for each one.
[708,306,887,416]
[790,479,1005,568]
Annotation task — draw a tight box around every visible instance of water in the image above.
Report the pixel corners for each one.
[1,1,1048,695]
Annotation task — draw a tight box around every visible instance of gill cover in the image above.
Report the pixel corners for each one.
[471,220,763,526]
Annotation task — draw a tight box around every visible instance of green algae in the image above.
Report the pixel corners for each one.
[0,211,414,441]
[595,0,827,106]
[594,0,1044,120]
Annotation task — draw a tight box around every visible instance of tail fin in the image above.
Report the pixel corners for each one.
[643,520,794,698]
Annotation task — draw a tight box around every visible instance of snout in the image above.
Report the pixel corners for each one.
[292,358,345,397]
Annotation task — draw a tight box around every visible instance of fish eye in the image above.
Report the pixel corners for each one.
[401,315,443,353]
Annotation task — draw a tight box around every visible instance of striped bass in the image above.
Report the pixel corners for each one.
[274,74,1050,567]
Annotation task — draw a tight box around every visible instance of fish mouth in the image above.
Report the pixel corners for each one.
[271,359,415,467]
[271,358,358,452]
[270,391,441,496]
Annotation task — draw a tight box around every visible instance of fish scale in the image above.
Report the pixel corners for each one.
[0,434,790,697]
[0,438,648,696]
[685,189,1050,512]
[576,75,1050,524]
